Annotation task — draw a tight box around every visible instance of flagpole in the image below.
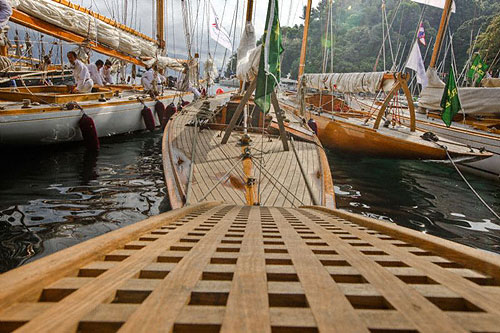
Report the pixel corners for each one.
[298,0,312,81]
[429,0,453,69]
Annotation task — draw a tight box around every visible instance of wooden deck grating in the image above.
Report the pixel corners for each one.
[0,203,500,332]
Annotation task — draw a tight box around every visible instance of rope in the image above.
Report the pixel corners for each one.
[443,147,500,220]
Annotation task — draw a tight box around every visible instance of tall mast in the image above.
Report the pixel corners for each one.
[298,0,312,79]
[157,0,165,53]
[429,0,453,68]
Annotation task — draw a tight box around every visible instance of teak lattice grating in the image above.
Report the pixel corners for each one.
[0,204,499,333]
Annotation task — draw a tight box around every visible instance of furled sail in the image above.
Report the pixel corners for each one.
[236,22,260,82]
[418,68,500,115]
[14,0,158,58]
[301,72,395,94]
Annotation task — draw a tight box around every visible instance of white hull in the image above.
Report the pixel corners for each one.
[411,114,500,180]
[0,94,188,146]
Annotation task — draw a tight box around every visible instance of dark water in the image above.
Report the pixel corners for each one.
[1,133,499,273]
[328,150,500,254]
[0,132,168,273]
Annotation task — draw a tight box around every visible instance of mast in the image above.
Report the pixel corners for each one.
[157,0,165,52]
[298,0,312,79]
[246,0,254,22]
[429,0,453,68]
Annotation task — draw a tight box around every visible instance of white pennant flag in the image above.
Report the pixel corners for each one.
[209,1,233,51]
[406,40,428,88]
[411,0,456,13]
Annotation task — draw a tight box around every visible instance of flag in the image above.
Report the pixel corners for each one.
[440,66,461,127]
[467,54,488,86]
[411,0,456,13]
[255,0,284,114]
[406,41,428,88]
[208,1,233,51]
[418,22,426,46]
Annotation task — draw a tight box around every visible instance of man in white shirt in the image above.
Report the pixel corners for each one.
[87,59,104,86]
[141,66,155,93]
[101,59,114,85]
[67,51,93,93]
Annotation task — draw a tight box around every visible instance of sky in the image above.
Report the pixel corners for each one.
[72,0,321,69]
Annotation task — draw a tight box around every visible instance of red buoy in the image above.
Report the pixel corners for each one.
[216,88,224,95]
[79,114,100,150]
[155,101,167,129]
[141,106,156,131]
[165,103,177,125]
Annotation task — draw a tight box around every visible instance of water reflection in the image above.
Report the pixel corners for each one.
[328,150,500,254]
[0,132,167,273]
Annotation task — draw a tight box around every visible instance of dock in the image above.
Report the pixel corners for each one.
[1,203,499,332]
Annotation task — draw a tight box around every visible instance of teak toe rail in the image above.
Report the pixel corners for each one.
[0,204,500,332]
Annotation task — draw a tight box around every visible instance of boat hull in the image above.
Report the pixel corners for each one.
[0,95,186,146]
[312,114,452,160]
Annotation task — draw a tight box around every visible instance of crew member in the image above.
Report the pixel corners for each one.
[141,66,155,93]
[101,60,114,85]
[88,59,104,86]
[67,51,93,93]
[178,62,201,100]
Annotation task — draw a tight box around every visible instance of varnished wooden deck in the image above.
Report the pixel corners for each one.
[163,97,334,209]
[1,203,499,332]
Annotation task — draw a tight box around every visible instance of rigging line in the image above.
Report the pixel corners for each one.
[198,155,246,203]
[373,0,403,71]
[253,158,305,207]
[213,0,229,57]
[383,2,395,68]
[221,0,238,77]
[442,147,500,220]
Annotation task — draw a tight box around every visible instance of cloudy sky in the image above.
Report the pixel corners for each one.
[73,0,321,68]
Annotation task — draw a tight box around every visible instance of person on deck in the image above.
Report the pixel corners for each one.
[87,60,104,86]
[67,51,93,94]
[178,63,201,100]
[101,60,114,85]
[141,66,155,93]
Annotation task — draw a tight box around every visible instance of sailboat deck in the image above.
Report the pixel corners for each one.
[164,98,332,208]
[1,203,499,332]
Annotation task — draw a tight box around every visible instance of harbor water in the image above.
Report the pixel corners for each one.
[1,132,499,273]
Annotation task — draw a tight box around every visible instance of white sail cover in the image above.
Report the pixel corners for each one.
[418,68,500,115]
[411,0,456,13]
[236,22,260,82]
[301,72,395,94]
[16,0,158,58]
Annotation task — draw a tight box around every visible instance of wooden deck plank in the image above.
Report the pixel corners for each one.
[309,208,500,315]
[119,206,240,332]
[220,207,270,332]
[293,208,472,332]
[268,207,369,332]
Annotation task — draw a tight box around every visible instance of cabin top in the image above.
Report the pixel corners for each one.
[0,203,499,332]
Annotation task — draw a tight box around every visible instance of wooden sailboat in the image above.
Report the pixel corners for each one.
[162,0,335,210]
[287,0,492,163]
[0,0,192,147]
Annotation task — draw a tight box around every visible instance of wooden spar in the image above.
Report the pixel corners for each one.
[10,9,144,66]
[157,0,165,51]
[222,79,257,144]
[246,0,255,22]
[298,0,313,81]
[429,0,453,68]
